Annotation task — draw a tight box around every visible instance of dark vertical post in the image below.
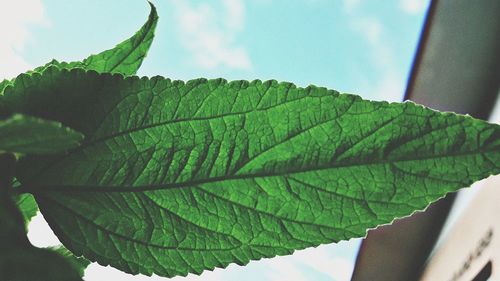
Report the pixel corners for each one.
[351,0,500,280]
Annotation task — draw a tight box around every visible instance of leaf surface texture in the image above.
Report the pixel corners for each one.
[0,114,83,155]
[3,67,499,277]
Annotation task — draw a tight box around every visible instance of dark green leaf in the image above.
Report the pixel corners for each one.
[0,153,26,246]
[0,114,83,155]
[0,245,84,281]
[49,246,91,277]
[5,67,499,277]
[0,154,82,281]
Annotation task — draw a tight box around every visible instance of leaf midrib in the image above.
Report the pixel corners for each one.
[20,92,331,186]
[24,147,498,193]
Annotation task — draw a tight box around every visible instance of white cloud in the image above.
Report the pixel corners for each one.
[222,0,245,31]
[291,246,357,281]
[266,257,309,281]
[350,17,404,100]
[170,0,252,70]
[0,0,50,79]
[351,17,382,46]
[84,242,358,281]
[263,245,357,281]
[400,0,427,15]
[342,0,360,13]
[371,71,406,101]
[342,4,405,101]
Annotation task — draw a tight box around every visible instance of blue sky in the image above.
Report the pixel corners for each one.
[0,0,429,280]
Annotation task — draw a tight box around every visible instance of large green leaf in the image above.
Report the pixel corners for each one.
[4,67,499,277]
[0,114,83,155]
[0,2,157,96]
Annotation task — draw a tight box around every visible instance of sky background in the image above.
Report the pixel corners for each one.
[0,0,429,280]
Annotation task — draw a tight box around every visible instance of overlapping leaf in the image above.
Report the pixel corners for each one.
[2,2,158,238]
[0,114,83,155]
[0,2,157,96]
[50,246,91,277]
[32,2,158,76]
[3,67,499,277]
[0,247,84,281]
[15,194,38,227]
[0,153,82,281]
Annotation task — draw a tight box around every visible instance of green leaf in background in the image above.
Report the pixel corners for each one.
[0,153,26,247]
[0,2,158,96]
[0,80,13,96]
[9,193,89,279]
[77,1,157,75]
[15,194,38,228]
[0,114,83,155]
[4,67,499,277]
[1,246,84,281]
[0,154,82,281]
[33,2,158,76]
[49,246,91,277]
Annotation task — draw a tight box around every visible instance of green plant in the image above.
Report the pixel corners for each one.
[1,3,499,280]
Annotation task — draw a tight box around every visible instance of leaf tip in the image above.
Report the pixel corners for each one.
[147,1,159,20]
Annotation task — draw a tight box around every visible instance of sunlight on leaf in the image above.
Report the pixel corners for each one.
[2,67,498,277]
